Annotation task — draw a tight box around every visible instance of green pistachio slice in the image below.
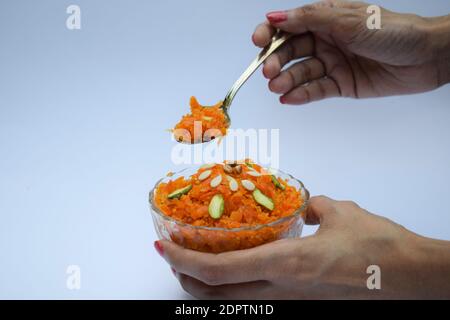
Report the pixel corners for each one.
[271,175,286,190]
[167,185,192,199]
[208,194,225,219]
[252,189,274,211]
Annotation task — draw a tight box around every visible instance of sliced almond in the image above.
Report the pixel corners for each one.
[210,174,223,188]
[241,179,255,191]
[234,165,242,174]
[247,170,261,177]
[198,170,212,181]
[202,116,213,121]
[226,175,238,191]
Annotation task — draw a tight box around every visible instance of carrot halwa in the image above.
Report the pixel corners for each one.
[152,160,306,252]
[173,96,229,143]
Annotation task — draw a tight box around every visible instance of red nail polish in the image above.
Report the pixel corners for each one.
[171,267,176,275]
[266,11,288,24]
[154,241,164,257]
[280,96,286,104]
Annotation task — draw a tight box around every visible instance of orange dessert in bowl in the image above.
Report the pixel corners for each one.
[149,160,309,253]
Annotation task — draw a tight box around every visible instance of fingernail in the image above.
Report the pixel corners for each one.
[154,240,164,257]
[266,11,288,24]
[171,267,177,275]
[280,96,287,104]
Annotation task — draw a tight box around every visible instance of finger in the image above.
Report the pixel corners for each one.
[263,34,315,79]
[176,273,271,300]
[266,2,342,35]
[157,239,285,285]
[269,58,325,94]
[304,195,338,225]
[280,77,341,105]
[252,22,276,48]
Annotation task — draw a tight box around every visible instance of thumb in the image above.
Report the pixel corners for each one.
[266,2,340,35]
[305,195,338,225]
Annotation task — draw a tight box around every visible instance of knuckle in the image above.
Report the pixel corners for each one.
[302,86,311,103]
[302,62,312,79]
[285,69,296,88]
[340,200,360,210]
[310,195,330,209]
[298,1,331,16]
[315,80,327,100]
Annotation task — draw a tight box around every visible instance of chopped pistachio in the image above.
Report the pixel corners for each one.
[252,189,274,211]
[271,175,286,190]
[208,194,224,219]
[167,185,192,199]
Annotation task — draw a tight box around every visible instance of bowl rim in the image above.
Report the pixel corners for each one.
[148,165,310,232]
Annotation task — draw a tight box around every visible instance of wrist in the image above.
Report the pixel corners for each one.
[407,234,450,299]
[425,15,450,86]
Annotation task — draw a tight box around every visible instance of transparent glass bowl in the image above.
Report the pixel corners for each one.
[149,166,310,253]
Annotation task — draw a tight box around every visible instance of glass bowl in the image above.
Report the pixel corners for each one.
[149,166,310,253]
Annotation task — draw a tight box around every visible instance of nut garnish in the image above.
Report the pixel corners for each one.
[247,170,261,177]
[167,185,192,199]
[253,189,274,211]
[198,170,212,181]
[208,194,224,219]
[210,174,223,188]
[226,160,238,167]
[226,175,238,191]
[271,175,286,190]
[241,179,255,191]
[234,165,242,174]
[223,164,233,174]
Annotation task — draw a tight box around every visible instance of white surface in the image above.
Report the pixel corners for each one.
[0,0,449,299]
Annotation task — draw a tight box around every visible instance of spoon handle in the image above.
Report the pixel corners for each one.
[222,31,293,109]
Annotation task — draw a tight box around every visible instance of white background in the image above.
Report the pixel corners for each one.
[0,0,449,298]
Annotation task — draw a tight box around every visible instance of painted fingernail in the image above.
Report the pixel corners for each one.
[154,240,164,257]
[171,267,177,275]
[280,96,287,104]
[266,11,288,23]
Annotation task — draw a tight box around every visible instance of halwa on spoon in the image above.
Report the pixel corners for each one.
[173,31,292,144]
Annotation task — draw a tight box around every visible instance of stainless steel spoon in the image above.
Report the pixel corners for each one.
[220,30,292,123]
[176,31,292,144]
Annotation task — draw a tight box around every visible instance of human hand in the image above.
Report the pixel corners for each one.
[154,195,450,299]
[252,0,450,105]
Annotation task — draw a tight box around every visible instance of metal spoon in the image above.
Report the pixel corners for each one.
[220,30,293,123]
[177,31,292,144]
